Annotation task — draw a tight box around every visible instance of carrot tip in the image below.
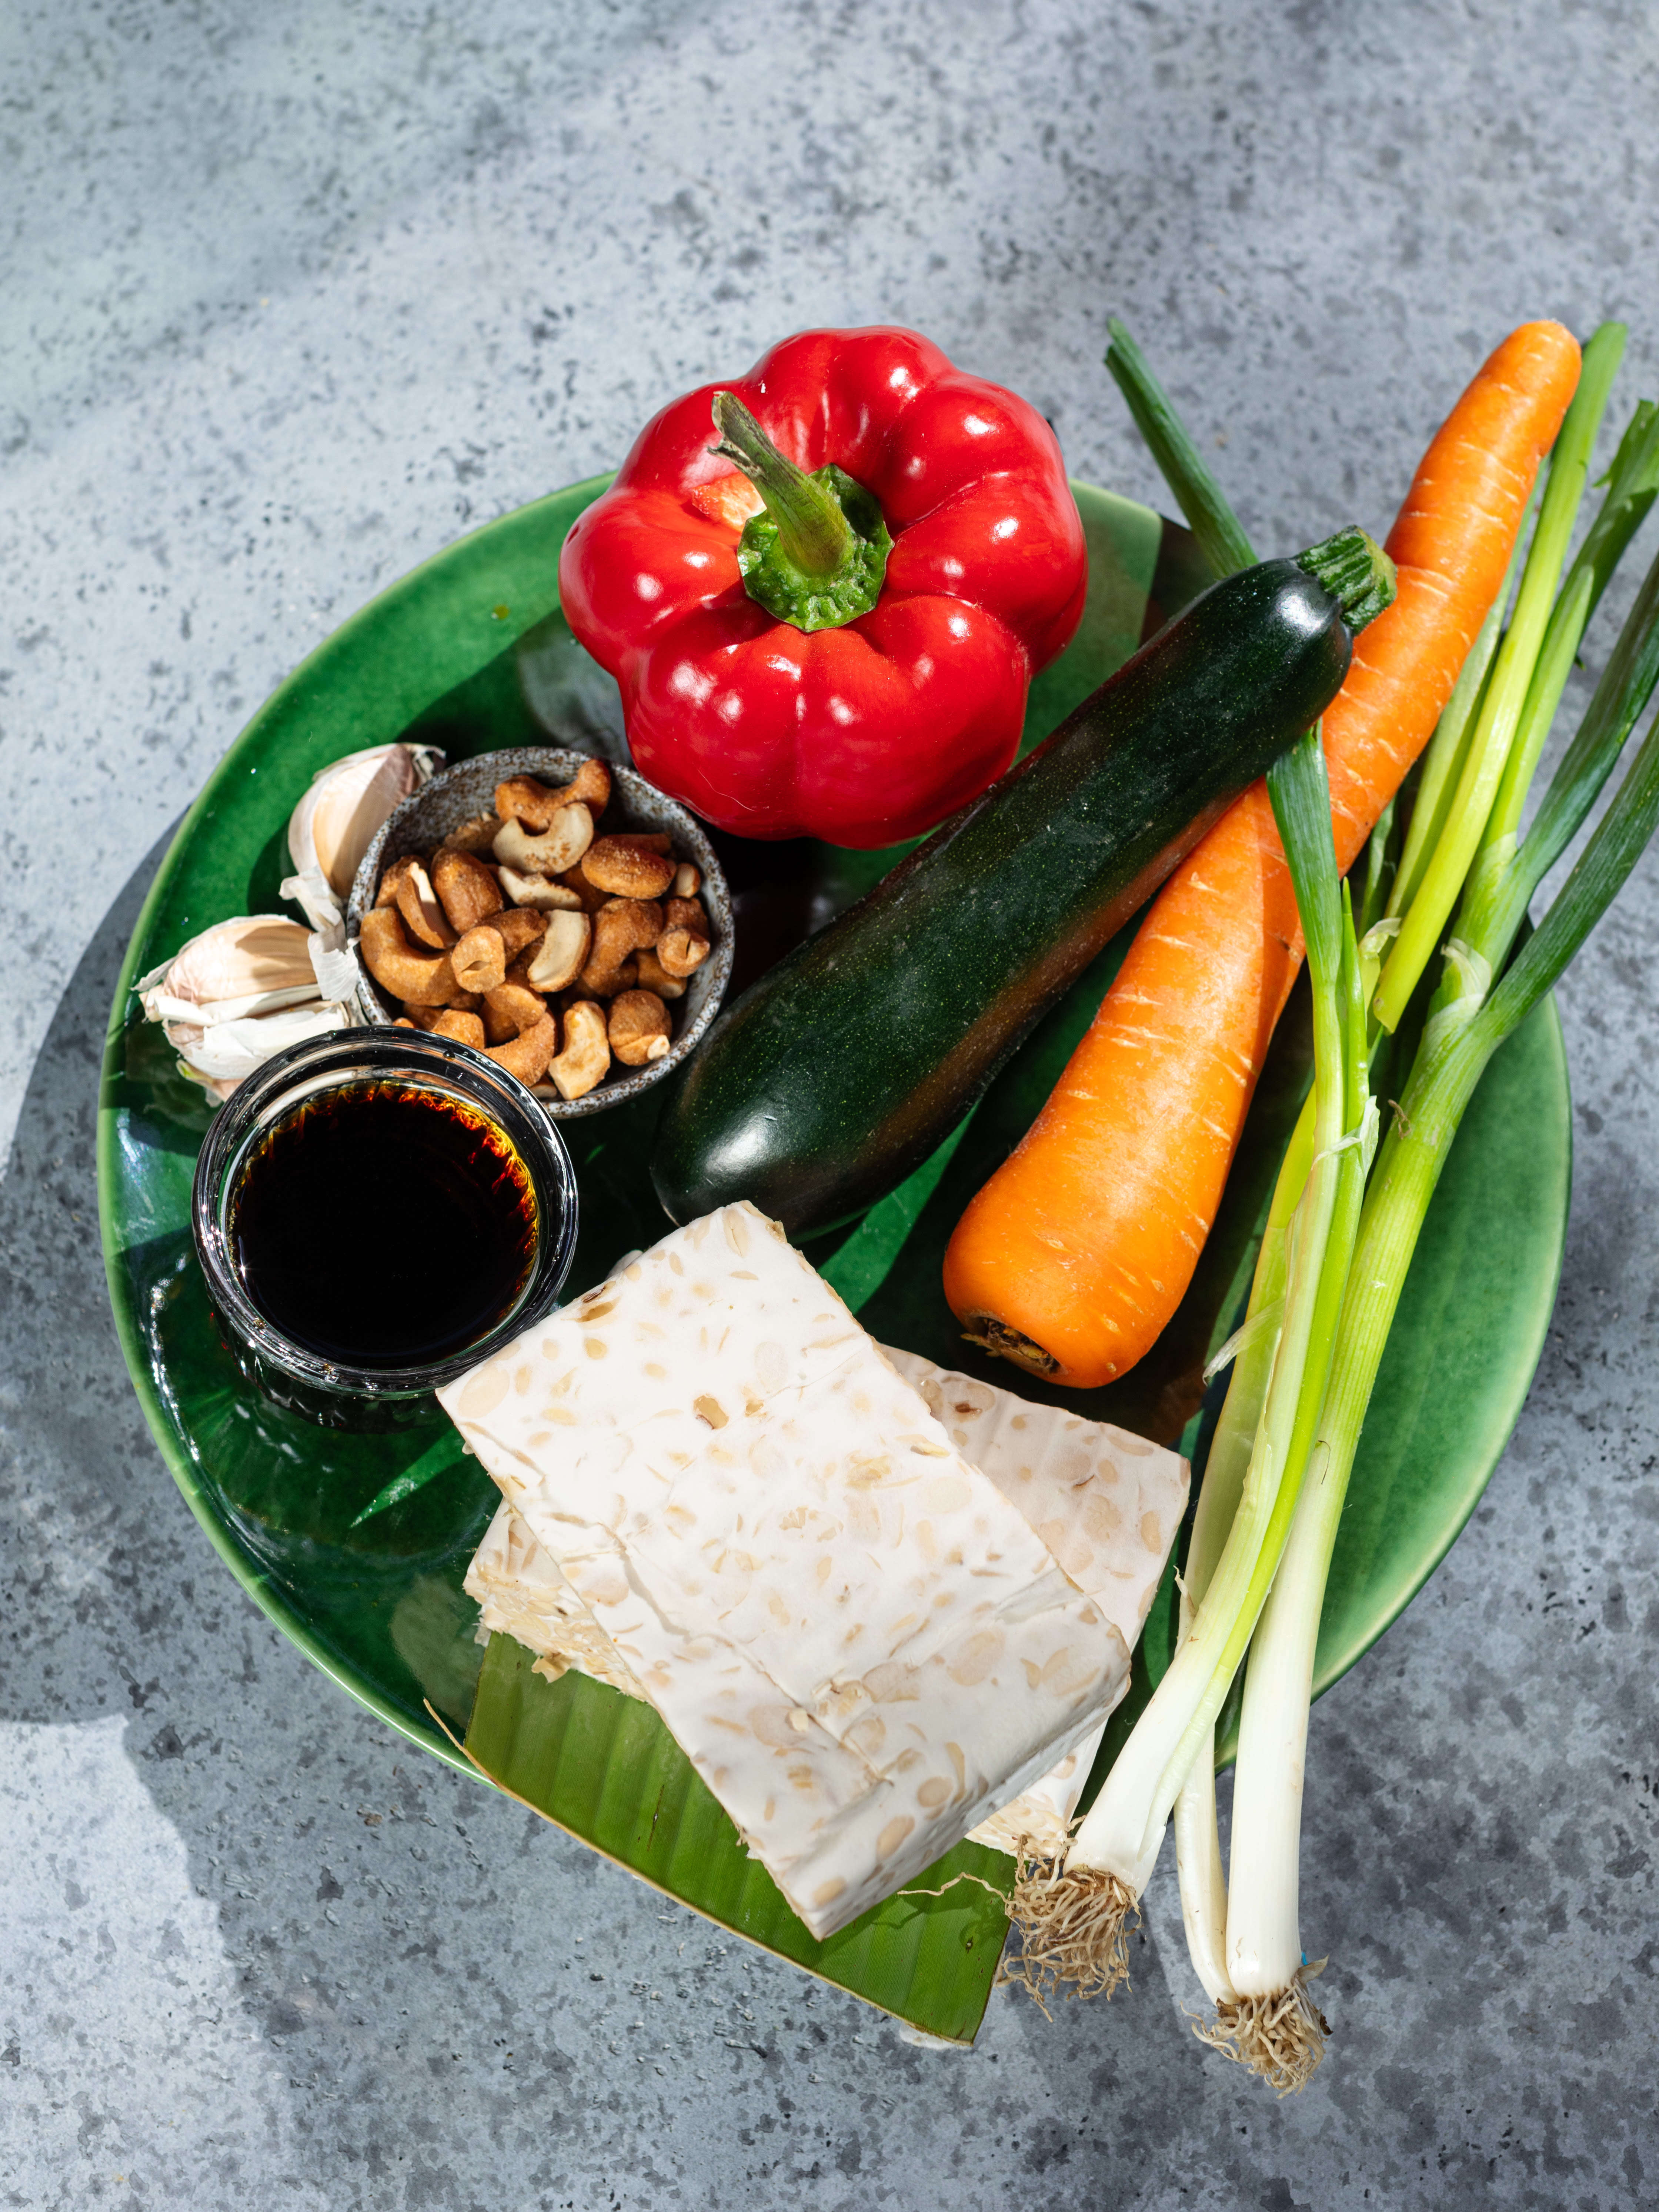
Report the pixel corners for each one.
[958,1315,1061,1379]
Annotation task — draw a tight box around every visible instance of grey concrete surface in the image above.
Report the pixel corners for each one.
[3,1,1658,2205]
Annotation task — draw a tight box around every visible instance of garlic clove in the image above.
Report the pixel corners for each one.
[144,982,326,1028]
[286,742,443,903]
[307,920,362,1008]
[138,916,318,1023]
[164,1000,350,1090]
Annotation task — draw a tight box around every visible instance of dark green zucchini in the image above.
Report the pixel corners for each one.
[652,528,1394,1237]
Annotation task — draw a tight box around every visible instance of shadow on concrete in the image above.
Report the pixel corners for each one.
[1,827,178,1730]
[0,840,1233,2210]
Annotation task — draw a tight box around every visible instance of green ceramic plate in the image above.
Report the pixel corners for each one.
[97,476,1570,2041]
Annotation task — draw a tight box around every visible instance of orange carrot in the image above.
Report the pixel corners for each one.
[943,321,1582,1392]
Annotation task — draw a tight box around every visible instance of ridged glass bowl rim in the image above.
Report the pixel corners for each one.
[190,1027,579,1400]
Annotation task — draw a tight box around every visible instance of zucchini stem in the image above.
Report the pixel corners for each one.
[1295,527,1397,635]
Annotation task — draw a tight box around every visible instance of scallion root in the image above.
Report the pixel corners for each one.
[1194,1958,1331,2094]
[998,1855,1139,2013]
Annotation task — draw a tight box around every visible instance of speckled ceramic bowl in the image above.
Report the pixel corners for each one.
[346,746,732,1116]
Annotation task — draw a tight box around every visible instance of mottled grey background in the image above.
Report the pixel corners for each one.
[3,1,1658,2206]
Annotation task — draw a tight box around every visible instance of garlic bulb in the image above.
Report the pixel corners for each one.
[136,915,353,1100]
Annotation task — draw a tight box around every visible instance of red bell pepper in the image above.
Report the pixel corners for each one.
[557,327,1088,846]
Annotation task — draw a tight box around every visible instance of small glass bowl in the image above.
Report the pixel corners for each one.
[191,1029,578,1430]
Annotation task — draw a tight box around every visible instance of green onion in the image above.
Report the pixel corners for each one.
[1105,318,1255,578]
[1207,444,1659,2094]
[1171,1083,1309,2002]
[1209,676,1659,2072]
[1007,725,1362,2004]
[1478,394,1659,858]
[1081,323,1659,2084]
[1171,1080,1309,2002]
[1450,412,1659,978]
[1386,491,1535,922]
[1371,324,1625,1032]
[1091,322,1353,2008]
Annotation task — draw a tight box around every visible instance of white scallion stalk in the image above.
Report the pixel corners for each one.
[1203,724,1659,2066]
[1171,1096,1311,2004]
[1006,725,1357,2006]
[1173,1728,1234,2004]
[1194,909,1373,2092]
[1222,1444,1332,2011]
[1172,892,1403,2016]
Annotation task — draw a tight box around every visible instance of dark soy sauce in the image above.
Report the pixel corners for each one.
[229,1081,538,1368]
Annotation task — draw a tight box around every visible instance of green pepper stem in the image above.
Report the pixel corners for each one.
[710,392,853,580]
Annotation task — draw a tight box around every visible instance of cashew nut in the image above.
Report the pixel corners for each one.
[634,946,687,1001]
[555,863,612,915]
[439,811,502,856]
[368,789,706,1073]
[385,856,455,949]
[483,982,548,1039]
[433,1008,486,1051]
[526,908,592,993]
[494,758,611,829]
[431,846,504,933]
[656,895,711,978]
[490,905,547,962]
[451,922,508,995]
[493,805,593,879]
[608,989,672,1067]
[582,835,676,900]
[399,992,481,1030]
[497,863,583,912]
[547,1000,611,1100]
[486,1013,559,1087]
[580,898,664,996]
[358,906,459,1005]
